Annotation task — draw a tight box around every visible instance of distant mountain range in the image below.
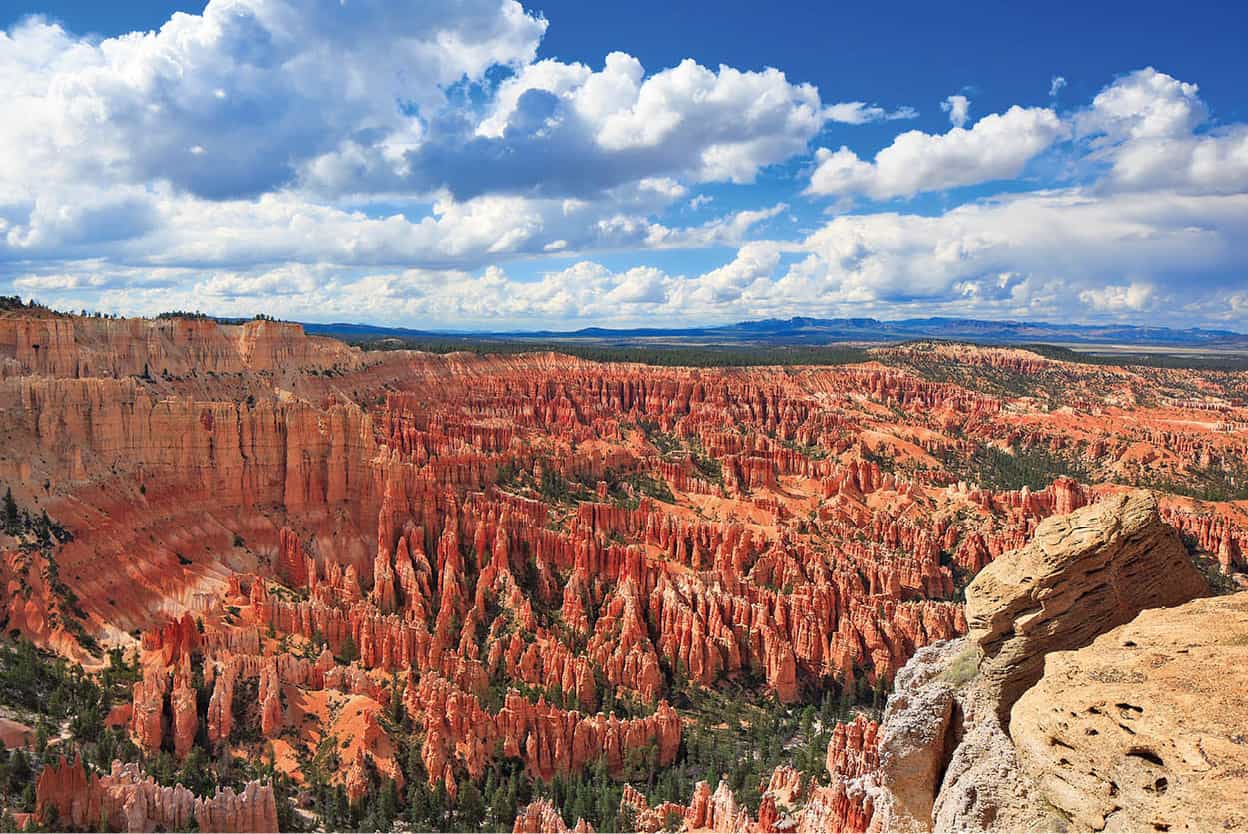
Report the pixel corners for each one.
[303,316,1248,350]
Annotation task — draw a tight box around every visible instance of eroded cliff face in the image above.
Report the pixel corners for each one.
[3,309,1247,831]
[1,375,381,634]
[0,314,361,379]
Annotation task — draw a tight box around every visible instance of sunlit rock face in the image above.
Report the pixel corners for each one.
[4,308,1247,831]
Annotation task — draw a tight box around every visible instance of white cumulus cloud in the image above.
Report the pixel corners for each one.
[807,106,1067,199]
[1078,68,1248,195]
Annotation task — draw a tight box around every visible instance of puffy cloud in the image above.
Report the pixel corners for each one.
[1049,76,1067,97]
[1079,67,1205,142]
[0,176,787,273]
[673,242,784,306]
[809,68,1243,205]
[781,189,1248,318]
[11,273,108,291]
[0,1,838,277]
[1105,125,1248,195]
[647,204,788,248]
[0,2,546,200]
[605,267,670,304]
[1079,282,1157,313]
[940,94,970,128]
[363,52,829,200]
[1077,68,1248,195]
[807,106,1066,199]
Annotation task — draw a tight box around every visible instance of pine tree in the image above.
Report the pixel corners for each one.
[617,803,638,834]
[39,802,59,831]
[457,782,486,831]
[33,724,48,759]
[378,778,399,828]
[488,779,513,828]
[431,780,449,831]
[35,510,52,546]
[408,779,432,830]
[8,749,31,794]
[1,488,15,533]
[335,785,351,830]
[338,632,359,665]
[388,671,404,724]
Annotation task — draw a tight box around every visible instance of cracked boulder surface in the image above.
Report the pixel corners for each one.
[965,490,1208,721]
[1010,592,1248,833]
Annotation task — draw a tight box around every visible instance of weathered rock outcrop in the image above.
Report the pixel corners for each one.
[927,642,1046,833]
[1011,592,1248,833]
[512,797,595,833]
[856,493,1223,833]
[35,756,278,832]
[170,668,199,759]
[207,660,237,746]
[861,638,1050,834]
[129,668,167,754]
[865,641,959,833]
[966,490,1207,719]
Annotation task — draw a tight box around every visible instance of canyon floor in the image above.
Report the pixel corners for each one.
[1,307,1246,833]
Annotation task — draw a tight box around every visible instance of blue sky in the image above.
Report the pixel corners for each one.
[1,0,1246,329]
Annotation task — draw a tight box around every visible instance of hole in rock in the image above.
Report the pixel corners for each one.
[1127,748,1165,767]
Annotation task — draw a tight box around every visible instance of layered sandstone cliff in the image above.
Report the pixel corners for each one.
[0,312,361,379]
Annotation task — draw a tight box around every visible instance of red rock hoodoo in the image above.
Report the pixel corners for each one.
[4,312,1245,831]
